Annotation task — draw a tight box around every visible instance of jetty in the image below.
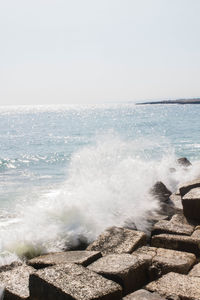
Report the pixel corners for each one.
[136,98,200,105]
[1,158,200,299]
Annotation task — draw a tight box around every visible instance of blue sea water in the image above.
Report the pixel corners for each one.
[0,103,200,264]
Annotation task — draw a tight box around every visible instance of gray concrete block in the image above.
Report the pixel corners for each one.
[86,227,146,256]
[151,233,200,256]
[29,263,122,300]
[88,254,148,295]
[179,179,200,197]
[152,214,195,236]
[0,264,34,299]
[28,250,101,269]
[182,188,200,221]
[132,246,196,279]
[146,272,200,300]
[123,289,166,299]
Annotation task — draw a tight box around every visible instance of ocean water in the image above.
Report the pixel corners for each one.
[0,103,200,264]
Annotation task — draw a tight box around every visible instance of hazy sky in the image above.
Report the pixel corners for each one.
[0,0,200,105]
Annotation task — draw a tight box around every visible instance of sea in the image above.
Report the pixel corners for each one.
[0,103,200,265]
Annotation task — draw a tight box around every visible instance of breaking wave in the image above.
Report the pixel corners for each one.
[0,134,200,265]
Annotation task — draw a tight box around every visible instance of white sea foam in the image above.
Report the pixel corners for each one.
[0,134,200,264]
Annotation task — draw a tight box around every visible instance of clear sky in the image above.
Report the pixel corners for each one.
[0,0,200,105]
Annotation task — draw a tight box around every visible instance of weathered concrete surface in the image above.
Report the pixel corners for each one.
[182,188,200,221]
[0,261,22,273]
[28,250,101,269]
[152,214,195,236]
[0,264,34,299]
[132,246,195,278]
[29,263,122,300]
[169,194,182,212]
[154,248,195,274]
[132,246,157,264]
[179,179,200,197]
[86,227,146,256]
[189,262,200,277]
[146,272,200,300]
[88,254,148,295]
[191,228,200,239]
[151,233,200,256]
[123,289,166,299]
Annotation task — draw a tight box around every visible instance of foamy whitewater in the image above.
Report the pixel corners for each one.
[0,103,200,265]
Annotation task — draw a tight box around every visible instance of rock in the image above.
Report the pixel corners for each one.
[188,262,200,277]
[132,246,195,279]
[0,264,35,299]
[151,232,200,256]
[150,182,172,203]
[177,157,192,167]
[146,272,200,299]
[169,194,182,211]
[29,263,122,300]
[132,246,157,263]
[66,234,89,250]
[191,228,200,238]
[123,289,166,299]
[182,187,200,221]
[150,182,177,218]
[179,179,200,197]
[152,248,195,275]
[88,254,148,295]
[151,214,195,236]
[86,227,146,256]
[28,250,101,269]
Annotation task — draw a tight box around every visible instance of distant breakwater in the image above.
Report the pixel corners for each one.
[137,98,200,105]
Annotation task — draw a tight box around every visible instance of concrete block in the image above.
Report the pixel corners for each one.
[87,227,146,256]
[29,263,122,300]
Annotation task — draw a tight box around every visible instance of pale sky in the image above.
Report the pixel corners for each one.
[0,0,200,105]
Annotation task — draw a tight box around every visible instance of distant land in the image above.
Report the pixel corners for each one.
[136,98,200,105]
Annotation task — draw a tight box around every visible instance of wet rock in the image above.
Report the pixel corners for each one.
[28,250,101,269]
[152,214,195,236]
[146,272,200,300]
[66,235,89,250]
[86,227,146,256]
[188,262,200,277]
[29,263,122,300]
[123,289,166,299]
[179,179,200,197]
[182,187,200,221]
[132,246,195,279]
[0,264,34,299]
[88,254,148,295]
[150,182,177,218]
[150,182,172,203]
[177,157,192,167]
[151,232,200,256]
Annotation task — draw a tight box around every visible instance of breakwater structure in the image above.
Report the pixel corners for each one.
[1,158,200,299]
[136,98,200,105]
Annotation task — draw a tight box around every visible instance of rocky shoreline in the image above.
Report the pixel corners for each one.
[1,158,200,299]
